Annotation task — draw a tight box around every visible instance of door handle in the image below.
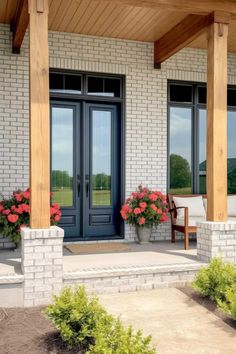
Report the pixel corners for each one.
[86,180,89,197]
[77,175,80,198]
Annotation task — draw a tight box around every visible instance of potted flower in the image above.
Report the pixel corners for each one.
[0,188,61,247]
[120,185,169,244]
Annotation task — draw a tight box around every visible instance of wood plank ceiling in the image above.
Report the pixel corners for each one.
[1,0,236,52]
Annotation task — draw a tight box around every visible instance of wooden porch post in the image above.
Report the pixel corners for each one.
[28,0,50,228]
[207,19,229,221]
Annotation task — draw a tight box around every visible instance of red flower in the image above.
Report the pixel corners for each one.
[148,193,158,201]
[23,191,30,199]
[139,202,147,211]
[120,210,127,220]
[160,214,168,222]
[0,205,3,213]
[20,204,30,213]
[54,214,61,222]
[134,208,141,215]
[15,193,23,202]
[122,204,130,212]
[150,204,157,212]
[52,203,60,209]
[7,214,19,223]
[15,206,23,214]
[156,208,163,215]
[2,209,10,215]
[138,217,146,225]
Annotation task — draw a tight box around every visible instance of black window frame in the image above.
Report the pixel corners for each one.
[49,70,123,101]
[168,80,236,194]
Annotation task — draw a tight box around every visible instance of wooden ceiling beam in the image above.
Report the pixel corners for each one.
[11,0,29,53]
[154,12,230,67]
[107,0,236,16]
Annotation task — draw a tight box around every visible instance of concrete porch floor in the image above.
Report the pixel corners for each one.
[0,240,198,276]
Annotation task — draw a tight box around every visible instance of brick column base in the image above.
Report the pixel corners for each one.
[197,221,236,263]
[21,226,64,307]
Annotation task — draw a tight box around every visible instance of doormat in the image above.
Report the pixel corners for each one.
[64,242,131,254]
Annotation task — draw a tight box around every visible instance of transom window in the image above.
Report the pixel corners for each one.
[168,81,236,195]
[49,72,122,98]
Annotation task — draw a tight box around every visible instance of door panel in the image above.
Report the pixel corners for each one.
[50,101,121,240]
[51,102,81,239]
[84,104,120,237]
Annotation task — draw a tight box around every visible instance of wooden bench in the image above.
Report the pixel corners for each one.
[168,194,206,250]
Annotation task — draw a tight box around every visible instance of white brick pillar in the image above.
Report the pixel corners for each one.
[197,221,236,263]
[21,226,64,307]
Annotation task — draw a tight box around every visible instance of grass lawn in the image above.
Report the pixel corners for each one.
[168,187,192,194]
[53,188,111,207]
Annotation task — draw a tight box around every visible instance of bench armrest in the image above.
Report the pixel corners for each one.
[169,206,189,227]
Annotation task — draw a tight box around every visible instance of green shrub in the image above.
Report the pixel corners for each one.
[218,285,236,320]
[192,258,236,302]
[45,286,156,354]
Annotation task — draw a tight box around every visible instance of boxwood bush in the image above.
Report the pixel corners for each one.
[192,257,236,302]
[45,286,156,354]
[192,257,236,320]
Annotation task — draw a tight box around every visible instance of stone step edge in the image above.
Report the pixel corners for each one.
[63,262,206,280]
[0,274,24,284]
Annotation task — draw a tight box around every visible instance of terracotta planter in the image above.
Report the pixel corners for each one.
[136,226,152,244]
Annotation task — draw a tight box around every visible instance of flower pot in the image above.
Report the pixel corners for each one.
[136,226,152,244]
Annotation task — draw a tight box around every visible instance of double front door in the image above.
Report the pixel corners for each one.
[51,101,121,240]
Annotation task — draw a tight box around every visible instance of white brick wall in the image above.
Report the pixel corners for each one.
[21,226,64,307]
[197,221,236,263]
[1,24,236,242]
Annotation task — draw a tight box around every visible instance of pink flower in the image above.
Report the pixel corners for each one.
[20,204,30,213]
[120,210,127,220]
[139,202,147,210]
[0,205,3,213]
[156,208,163,215]
[23,190,30,199]
[150,204,157,212]
[138,217,146,225]
[122,204,130,212]
[160,214,168,222]
[7,214,19,223]
[134,208,141,215]
[15,206,23,215]
[132,192,138,199]
[54,214,60,222]
[148,193,158,201]
[138,192,146,199]
[2,209,10,215]
[15,193,23,202]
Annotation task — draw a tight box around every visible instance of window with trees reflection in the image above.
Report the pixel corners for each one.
[168,82,236,194]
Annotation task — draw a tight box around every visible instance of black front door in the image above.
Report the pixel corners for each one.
[51,101,121,240]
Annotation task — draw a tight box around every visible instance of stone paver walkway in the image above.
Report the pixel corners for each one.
[99,288,236,354]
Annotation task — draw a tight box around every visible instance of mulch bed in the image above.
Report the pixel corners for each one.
[0,307,84,354]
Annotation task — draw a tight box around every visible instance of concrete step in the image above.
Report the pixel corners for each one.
[63,262,206,294]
